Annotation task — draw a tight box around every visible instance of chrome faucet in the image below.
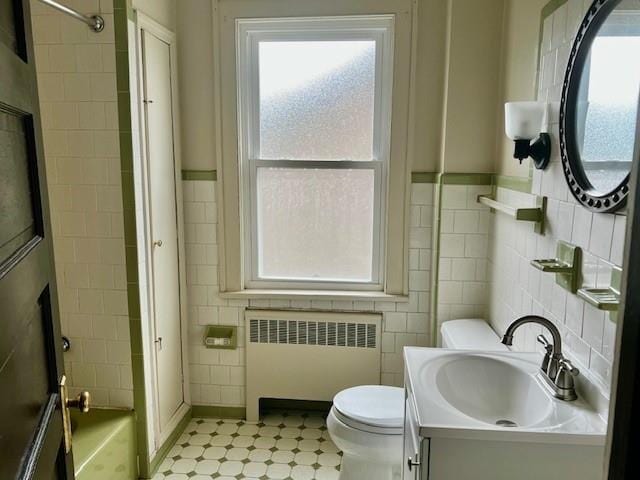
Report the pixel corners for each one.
[501,315,579,401]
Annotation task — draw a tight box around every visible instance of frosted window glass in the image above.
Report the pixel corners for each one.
[259,41,376,160]
[257,168,375,281]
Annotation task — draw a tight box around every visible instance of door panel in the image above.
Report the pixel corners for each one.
[141,29,184,433]
[0,0,72,478]
[0,109,39,265]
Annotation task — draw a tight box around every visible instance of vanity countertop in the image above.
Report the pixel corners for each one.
[404,347,607,445]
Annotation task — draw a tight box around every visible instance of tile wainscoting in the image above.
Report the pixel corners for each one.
[436,182,493,336]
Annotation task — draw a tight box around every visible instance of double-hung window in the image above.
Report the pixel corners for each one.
[236,16,394,290]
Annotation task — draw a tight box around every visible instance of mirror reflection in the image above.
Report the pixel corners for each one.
[575,0,640,194]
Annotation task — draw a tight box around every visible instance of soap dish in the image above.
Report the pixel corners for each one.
[577,265,623,312]
[577,288,620,311]
[530,259,574,273]
[531,241,582,293]
[203,325,237,349]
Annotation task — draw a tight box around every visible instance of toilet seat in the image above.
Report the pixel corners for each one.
[332,385,404,435]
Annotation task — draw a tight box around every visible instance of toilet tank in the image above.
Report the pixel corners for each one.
[440,319,509,351]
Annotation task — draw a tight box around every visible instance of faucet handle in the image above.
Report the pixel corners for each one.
[536,334,553,353]
[536,334,553,375]
[554,357,580,401]
[558,358,579,376]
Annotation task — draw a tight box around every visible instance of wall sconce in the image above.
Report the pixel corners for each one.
[505,101,551,170]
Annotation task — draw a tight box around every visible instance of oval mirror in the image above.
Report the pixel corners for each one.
[560,0,640,212]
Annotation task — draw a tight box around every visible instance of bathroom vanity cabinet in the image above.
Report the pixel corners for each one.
[403,388,605,480]
[402,347,606,480]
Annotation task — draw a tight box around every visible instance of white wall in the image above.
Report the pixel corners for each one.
[132,0,176,30]
[439,0,506,173]
[31,0,133,408]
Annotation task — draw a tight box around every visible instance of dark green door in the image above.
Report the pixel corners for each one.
[0,0,74,478]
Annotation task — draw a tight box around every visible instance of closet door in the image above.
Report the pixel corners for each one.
[141,29,184,432]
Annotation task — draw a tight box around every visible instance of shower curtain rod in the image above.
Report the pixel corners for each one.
[37,0,104,32]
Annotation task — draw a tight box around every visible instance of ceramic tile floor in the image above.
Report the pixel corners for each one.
[152,410,342,480]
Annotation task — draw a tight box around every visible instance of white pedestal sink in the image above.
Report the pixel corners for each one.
[403,348,607,480]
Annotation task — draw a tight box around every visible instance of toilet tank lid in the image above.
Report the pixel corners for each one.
[441,319,509,351]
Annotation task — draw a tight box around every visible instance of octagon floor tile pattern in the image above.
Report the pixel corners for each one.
[152,411,343,480]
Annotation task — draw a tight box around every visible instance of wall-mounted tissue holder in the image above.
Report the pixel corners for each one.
[577,265,622,312]
[531,241,582,293]
[203,325,237,349]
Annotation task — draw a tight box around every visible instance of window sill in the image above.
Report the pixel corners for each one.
[219,289,409,303]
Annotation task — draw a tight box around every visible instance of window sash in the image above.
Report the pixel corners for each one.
[236,16,394,291]
[244,30,388,162]
[245,159,384,290]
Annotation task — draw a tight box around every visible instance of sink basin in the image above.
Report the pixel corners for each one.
[435,354,552,428]
[404,347,606,445]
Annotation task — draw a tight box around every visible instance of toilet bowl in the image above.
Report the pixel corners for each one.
[327,385,404,480]
[327,318,505,479]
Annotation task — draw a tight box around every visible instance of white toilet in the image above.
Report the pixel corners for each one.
[327,318,506,480]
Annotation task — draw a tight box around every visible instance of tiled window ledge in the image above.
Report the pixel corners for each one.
[219,289,409,303]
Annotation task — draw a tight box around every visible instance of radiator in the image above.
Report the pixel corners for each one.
[245,309,382,422]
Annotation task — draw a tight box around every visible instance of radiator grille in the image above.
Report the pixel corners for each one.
[249,318,377,348]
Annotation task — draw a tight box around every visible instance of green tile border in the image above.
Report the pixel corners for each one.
[440,173,493,185]
[493,174,533,194]
[541,0,569,19]
[191,405,247,419]
[411,172,438,183]
[430,174,444,345]
[113,1,151,478]
[178,170,535,195]
[182,169,217,181]
[149,407,192,476]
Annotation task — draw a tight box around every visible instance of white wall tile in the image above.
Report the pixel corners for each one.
[487,9,624,402]
[183,180,435,406]
[33,0,132,408]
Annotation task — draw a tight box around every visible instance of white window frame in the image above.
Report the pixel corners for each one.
[236,16,395,291]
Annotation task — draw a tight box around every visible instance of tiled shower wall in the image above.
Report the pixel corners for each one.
[32,0,133,408]
[183,181,434,408]
[436,183,492,333]
[488,0,625,400]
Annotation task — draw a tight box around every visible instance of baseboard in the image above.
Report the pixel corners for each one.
[260,398,332,413]
[148,406,192,477]
[191,405,247,419]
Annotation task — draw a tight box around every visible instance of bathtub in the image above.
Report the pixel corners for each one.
[70,409,137,480]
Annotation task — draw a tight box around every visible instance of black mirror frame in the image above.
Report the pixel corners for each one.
[560,0,631,213]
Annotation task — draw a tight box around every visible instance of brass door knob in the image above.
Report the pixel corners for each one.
[67,391,91,413]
